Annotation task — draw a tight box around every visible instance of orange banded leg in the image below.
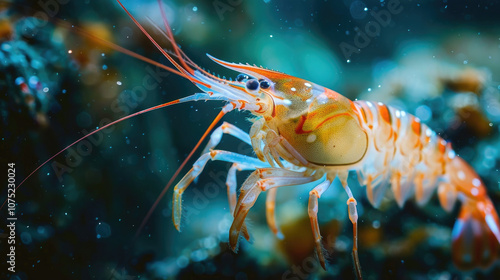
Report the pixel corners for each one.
[226,163,258,241]
[308,180,331,269]
[266,188,284,239]
[344,184,363,280]
[229,168,317,251]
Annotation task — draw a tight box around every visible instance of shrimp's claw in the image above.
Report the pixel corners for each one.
[451,198,500,270]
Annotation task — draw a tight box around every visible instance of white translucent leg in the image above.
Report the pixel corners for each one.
[226,163,260,241]
[264,129,308,166]
[202,121,251,155]
[308,180,331,269]
[195,121,251,184]
[278,135,309,166]
[172,150,267,231]
[229,168,316,251]
[226,163,263,213]
[263,130,286,168]
[249,118,266,161]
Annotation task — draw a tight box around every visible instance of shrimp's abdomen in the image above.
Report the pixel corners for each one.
[355,100,500,269]
[355,100,446,208]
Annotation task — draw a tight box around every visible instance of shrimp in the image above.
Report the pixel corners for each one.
[116,1,499,277]
[7,1,500,279]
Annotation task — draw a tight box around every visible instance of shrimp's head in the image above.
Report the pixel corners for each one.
[208,55,369,166]
[207,54,323,118]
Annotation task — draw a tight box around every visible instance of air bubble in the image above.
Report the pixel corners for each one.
[95,222,112,239]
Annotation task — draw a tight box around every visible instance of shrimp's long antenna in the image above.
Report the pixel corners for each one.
[135,108,228,237]
[0,96,202,211]
[157,0,193,75]
[113,0,230,237]
[52,18,183,77]
[115,0,205,87]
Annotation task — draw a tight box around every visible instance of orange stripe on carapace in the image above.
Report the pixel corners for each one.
[359,105,368,124]
[324,88,343,99]
[239,100,248,109]
[411,117,421,136]
[351,102,365,125]
[227,84,256,98]
[362,102,374,126]
[295,112,351,134]
[378,103,391,124]
[437,140,446,158]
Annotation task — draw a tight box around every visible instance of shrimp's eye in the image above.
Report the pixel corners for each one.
[245,79,260,92]
[259,79,270,89]
[236,74,249,82]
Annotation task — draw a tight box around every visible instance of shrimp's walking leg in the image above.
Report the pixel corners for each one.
[202,121,251,154]
[249,118,267,161]
[226,164,238,213]
[227,164,295,241]
[308,180,331,269]
[229,164,284,240]
[173,150,268,231]
[226,163,256,241]
[266,188,284,239]
[230,168,318,251]
[195,121,252,185]
[198,121,258,239]
[264,129,308,167]
[343,183,363,280]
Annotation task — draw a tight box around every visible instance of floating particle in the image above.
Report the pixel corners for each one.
[95,222,112,239]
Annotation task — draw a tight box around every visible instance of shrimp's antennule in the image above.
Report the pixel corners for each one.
[115,0,210,88]
[156,0,193,75]
[114,0,233,238]
[52,18,183,77]
[0,98,189,211]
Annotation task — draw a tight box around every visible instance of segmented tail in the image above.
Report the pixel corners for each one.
[452,198,500,269]
[445,157,500,269]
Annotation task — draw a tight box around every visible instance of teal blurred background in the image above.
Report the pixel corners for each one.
[2,0,500,279]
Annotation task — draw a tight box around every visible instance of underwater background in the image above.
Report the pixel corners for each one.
[1,0,500,279]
